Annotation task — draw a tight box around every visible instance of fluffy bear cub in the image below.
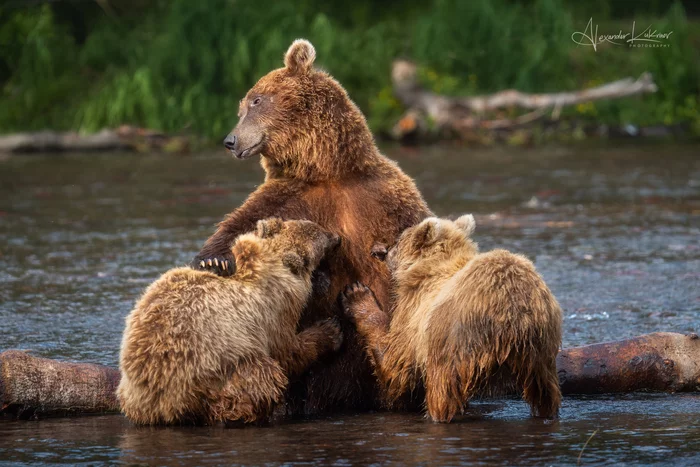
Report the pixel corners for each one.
[341,215,562,422]
[119,218,342,426]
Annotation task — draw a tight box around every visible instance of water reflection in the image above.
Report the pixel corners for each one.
[1,396,699,466]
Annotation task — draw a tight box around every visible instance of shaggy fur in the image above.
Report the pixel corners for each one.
[192,39,431,412]
[118,219,342,425]
[341,215,563,422]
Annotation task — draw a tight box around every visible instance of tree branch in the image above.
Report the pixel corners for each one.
[391,60,658,137]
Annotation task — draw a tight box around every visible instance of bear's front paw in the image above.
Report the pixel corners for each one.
[315,317,344,353]
[340,282,375,318]
[192,254,235,277]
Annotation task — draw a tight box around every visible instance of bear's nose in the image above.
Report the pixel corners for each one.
[223,134,237,150]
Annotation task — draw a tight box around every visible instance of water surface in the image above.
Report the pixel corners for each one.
[1,143,699,465]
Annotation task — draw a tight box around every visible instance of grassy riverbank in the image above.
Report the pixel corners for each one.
[1,0,698,141]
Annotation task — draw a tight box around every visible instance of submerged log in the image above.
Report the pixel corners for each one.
[557,332,700,394]
[1,332,698,419]
[0,350,120,418]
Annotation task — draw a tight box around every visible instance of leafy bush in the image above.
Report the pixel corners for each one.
[0,0,698,139]
[413,0,574,93]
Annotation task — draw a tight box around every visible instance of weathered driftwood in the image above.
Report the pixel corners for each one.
[0,350,120,418]
[390,59,658,138]
[0,130,129,153]
[558,332,700,394]
[1,332,698,419]
[0,126,189,154]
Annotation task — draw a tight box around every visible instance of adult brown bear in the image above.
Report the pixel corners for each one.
[193,39,431,413]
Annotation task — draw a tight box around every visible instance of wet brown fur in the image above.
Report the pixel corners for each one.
[193,40,431,412]
[342,215,563,422]
[119,219,342,425]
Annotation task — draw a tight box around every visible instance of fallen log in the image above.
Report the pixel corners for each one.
[390,59,658,139]
[0,130,129,154]
[0,126,189,154]
[0,350,120,419]
[1,332,698,419]
[558,332,700,394]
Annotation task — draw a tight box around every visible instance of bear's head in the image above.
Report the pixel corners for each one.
[232,218,340,278]
[223,39,377,182]
[383,215,478,280]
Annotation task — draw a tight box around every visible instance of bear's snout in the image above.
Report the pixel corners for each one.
[223,134,237,150]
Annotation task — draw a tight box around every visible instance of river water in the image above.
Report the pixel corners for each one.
[1,143,699,465]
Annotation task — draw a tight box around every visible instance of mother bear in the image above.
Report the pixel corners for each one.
[193,39,431,413]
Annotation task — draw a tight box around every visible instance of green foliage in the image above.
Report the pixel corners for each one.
[0,0,698,139]
[0,5,82,131]
[643,2,700,127]
[413,0,574,93]
[75,0,312,138]
[564,2,700,129]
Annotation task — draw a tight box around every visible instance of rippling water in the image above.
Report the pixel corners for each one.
[1,143,699,465]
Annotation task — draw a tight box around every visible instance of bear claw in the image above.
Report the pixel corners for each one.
[314,317,344,353]
[340,282,373,316]
[193,255,235,277]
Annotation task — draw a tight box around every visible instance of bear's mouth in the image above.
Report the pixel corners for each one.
[232,139,264,160]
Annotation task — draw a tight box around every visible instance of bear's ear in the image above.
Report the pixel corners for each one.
[284,39,316,75]
[412,218,441,249]
[454,214,476,236]
[231,239,259,275]
[256,218,284,238]
[282,252,305,275]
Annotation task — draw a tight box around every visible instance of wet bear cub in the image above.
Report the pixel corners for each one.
[118,218,342,426]
[341,215,562,422]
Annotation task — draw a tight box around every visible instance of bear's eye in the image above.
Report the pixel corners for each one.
[251,97,262,107]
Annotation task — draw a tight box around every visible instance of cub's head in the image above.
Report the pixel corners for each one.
[233,218,339,278]
[383,215,478,277]
[223,39,374,181]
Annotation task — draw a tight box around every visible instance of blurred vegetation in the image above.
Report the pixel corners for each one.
[1,0,698,140]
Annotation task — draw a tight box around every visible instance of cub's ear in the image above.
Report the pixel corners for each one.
[454,214,476,236]
[256,218,284,238]
[284,39,316,75]
[282,252,305,275]
[412,218,441,249]
[231,239,259,274]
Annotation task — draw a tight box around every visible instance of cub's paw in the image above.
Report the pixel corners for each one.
[314,317,344,353]
[192,254,235,277]
[340,282,374,318]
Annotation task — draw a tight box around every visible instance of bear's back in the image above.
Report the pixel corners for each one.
[122,267,284,384]
[427,249,561,338]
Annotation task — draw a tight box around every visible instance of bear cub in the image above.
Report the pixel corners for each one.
[119,218,342,426]
[341,215,562,422]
